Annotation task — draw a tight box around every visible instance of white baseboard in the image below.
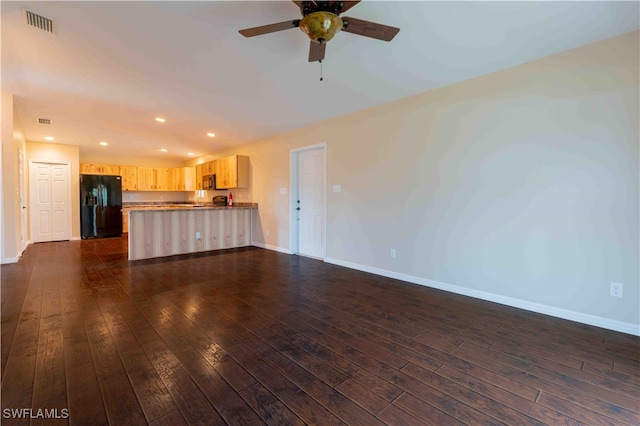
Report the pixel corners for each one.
[1,244,26,264]
[324,257,640,337]
[252,241,292,254]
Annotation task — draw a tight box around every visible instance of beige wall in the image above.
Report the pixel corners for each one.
[192,32,639,332]
[26,141,80,240]
[1,93,27,263]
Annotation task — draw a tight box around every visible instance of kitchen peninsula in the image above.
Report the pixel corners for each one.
[127,204,257,260]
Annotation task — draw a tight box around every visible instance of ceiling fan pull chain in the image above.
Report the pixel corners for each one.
[320,60,323,81]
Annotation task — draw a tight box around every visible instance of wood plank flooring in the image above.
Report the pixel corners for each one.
[1,237,638,425]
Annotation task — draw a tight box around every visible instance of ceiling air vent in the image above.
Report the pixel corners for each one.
[37,118,52,125]
[24,10,54,34]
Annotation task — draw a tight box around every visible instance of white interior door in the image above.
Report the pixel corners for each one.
[295,146,326,259]
[29,162,70,243]
[50,164,68,240]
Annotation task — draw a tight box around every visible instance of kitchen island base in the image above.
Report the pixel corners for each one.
[128,207,254,260]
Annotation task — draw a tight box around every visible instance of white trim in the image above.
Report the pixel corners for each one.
[1,257,20,264]
[289,142,328,259]
[324,257,640,337]
[252,241,292,254]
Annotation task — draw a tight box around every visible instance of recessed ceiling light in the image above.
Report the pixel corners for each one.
[188,152,195,156]
[44,136,54,141]
[99,141,108,146]
[155,117,166,123]
[207,133,215,137]
[160,148,167,152]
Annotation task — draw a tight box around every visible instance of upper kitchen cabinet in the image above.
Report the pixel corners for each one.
[80,163,120,175]
[137,167,155,190]
[195,164,203,190]
[202,161,216,175]
[154,168,169,191]
[120,166,138,191]
[216,155,249,189]
[179,167,196,191]
[166,168,180,191]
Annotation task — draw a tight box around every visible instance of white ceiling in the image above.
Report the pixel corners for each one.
[2,1,638,162]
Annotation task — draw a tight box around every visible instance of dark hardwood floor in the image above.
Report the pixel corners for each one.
[1,237,638,425]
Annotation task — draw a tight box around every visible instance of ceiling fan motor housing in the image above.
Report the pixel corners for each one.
[299,11,343,43]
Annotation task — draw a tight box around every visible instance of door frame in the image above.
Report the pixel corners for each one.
[28,160,72,243]
[289,142,327,258]
[18,148,27,252]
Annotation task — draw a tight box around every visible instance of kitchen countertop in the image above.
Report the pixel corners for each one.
[124,203,257,212]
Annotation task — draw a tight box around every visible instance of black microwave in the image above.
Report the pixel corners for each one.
[203,174,216,190]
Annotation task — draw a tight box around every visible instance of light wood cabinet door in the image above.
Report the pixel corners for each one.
[195,164,203,190]
[216,155,249,189]
[122,211,129,233]
[81,163,120,175]
[120,166,138,191]
[166,168,180,191]
[204,161,216,175]
[137,167,154,190]
[80,163,98,174]
[101,164,121,175]
[154,168,168,191]
[180,167,195,191]
[216,157,232,188]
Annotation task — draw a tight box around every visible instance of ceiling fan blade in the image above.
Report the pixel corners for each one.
[341,17,399,41]
[239,19,301,37]
[292,0,317,5]
[331,1,360,14]
[309,41,326,62]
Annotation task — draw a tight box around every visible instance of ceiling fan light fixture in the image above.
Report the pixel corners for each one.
[299,11,343,43]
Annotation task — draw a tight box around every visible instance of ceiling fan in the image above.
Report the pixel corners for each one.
[239,1,400,62]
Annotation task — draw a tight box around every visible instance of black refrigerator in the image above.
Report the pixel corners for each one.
[80,174,123,239]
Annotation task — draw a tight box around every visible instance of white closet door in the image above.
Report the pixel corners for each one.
[30,162,70,243]
[50,164,69,240]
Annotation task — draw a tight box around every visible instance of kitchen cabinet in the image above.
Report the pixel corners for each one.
[179,167,195,191]
[154,168,169,191]
[119,166,138,191]
[216,155,249,189]
[122,211,129,233]
[202,161,216,175]
[81,164,200,192]
[195,164,203,190]
[166,168,180,191]
[137,167,155,190]
[80,163,120,175]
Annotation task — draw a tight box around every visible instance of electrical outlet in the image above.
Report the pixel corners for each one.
[390,248,396,258]
[610,282,623,298]
[195,232,201,240]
